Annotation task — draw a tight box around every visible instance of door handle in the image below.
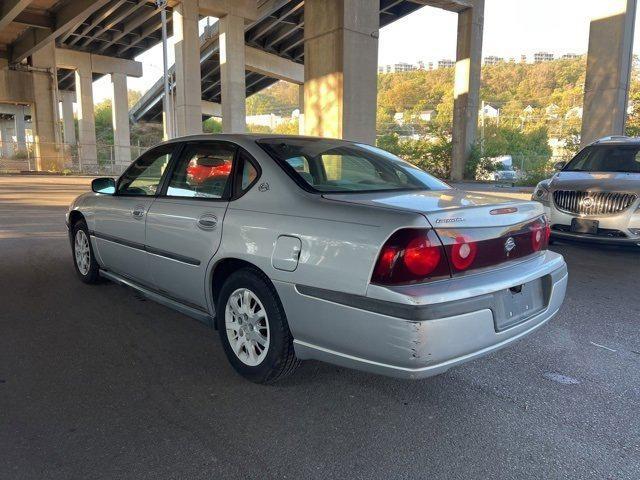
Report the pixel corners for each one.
[132,206,145,219]
[197,214,218,230]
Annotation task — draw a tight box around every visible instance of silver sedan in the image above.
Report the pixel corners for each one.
[67,134,567,383]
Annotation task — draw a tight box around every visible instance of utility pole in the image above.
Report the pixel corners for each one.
[156,0,173,139]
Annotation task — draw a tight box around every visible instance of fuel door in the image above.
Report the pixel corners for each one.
[272,235,302,272]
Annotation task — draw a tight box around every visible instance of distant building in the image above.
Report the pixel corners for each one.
[484,56,504,66]
[534,52,554,63]
[378,62,417,73]
[564,106,583,119]
[393,112,405,125]
[561,53,580,60]
[246,113,286,129]
[545,104,560,119]
[438,59,455,69]
[521,105,536,119]
[480,104,499,118]
[418,110,435,122]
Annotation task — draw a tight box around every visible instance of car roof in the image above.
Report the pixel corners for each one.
[158,133,360,146]
[590,136,640,146]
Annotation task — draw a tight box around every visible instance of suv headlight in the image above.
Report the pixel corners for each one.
[532,183,550,203]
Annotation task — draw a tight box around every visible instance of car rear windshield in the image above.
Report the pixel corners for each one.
[257,138,450,193]
[564,145,640,173]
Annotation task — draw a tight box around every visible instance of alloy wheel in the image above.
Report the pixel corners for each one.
[225,288,270,366]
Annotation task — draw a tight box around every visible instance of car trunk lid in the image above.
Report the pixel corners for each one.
[322,189,544,228]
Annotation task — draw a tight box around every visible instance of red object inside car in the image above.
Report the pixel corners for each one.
[186,157,232,184]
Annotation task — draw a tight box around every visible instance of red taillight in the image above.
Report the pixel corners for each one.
[530,219,550,252]
[450,234,478,271]
[371,229,448,285]
[404,237,442,275]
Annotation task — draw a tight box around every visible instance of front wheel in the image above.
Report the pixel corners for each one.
[217,268,300,383]
[72,220,100,284]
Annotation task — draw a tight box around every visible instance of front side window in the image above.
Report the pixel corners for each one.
[166,142,235,199]
[117,145,173,196]
[258,138,450,193]
[565,145,640,173]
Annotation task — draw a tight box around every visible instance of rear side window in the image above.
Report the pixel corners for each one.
[166,143,235,199]
[234,149,261,196]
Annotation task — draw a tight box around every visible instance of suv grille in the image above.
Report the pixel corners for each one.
[553,190,637,215]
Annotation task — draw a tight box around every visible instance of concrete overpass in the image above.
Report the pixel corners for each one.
[0,0,637,179]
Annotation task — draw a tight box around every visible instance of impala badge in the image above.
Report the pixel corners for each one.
[504,237,516,254]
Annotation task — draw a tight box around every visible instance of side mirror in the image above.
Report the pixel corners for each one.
[553,161,566,171]
[91,177,116,194]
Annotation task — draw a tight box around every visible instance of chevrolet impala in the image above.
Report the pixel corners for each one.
[67,135,568,383]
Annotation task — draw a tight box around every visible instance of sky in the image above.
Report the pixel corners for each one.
[91,0,640,103]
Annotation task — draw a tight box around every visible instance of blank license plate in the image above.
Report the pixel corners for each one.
[494,279,545,331]
[571,218,598,234]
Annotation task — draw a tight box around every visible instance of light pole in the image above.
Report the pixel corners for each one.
[156,0,173,139]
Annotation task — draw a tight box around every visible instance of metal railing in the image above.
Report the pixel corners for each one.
[0,141,149,175]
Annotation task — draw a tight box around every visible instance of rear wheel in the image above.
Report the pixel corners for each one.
[217,268,300,383]
[72,220,100,284]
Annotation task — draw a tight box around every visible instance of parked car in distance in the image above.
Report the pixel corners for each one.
[532,135,640,246]
[67,134,568,383]
[476,155,518,183]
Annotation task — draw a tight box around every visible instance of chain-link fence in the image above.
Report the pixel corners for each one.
[0,141,148,175]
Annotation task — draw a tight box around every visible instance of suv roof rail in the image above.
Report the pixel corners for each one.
[592,135,629,144]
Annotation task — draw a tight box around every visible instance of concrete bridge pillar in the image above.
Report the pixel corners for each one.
[13,105,26,151]
[74,58,98,166]
[303,0,379,144]
[173,0,202,136]
[59,90,76,146]
[110,72,131,169]
[0,120,12,157]
[298,84,304,135]
[450,0,484,181]
[30,42,62,171]
[220,13,246,133]
[581,0,637,146]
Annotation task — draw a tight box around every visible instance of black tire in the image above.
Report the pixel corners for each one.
[216,268,300,384]
[71,219,101,284]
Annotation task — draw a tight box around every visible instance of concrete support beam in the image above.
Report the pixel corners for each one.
[450,0,484,181]
[303,0,379,144]
[75,63,97,165]
[198,0,257,21]
[0,0,32,32]
[55,48,143,77]
[201,100,222,117]
[111,73,131,168]
[219,14,246,133]
[245,46,304,84]
[173,0,202,136]
[59,90,76,146]
[581,0,637,146]
[11,0,110,63]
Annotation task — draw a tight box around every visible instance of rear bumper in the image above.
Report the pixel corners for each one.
[275,252,568,379]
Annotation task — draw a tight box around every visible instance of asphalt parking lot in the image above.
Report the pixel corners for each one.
[1,175,639,480]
